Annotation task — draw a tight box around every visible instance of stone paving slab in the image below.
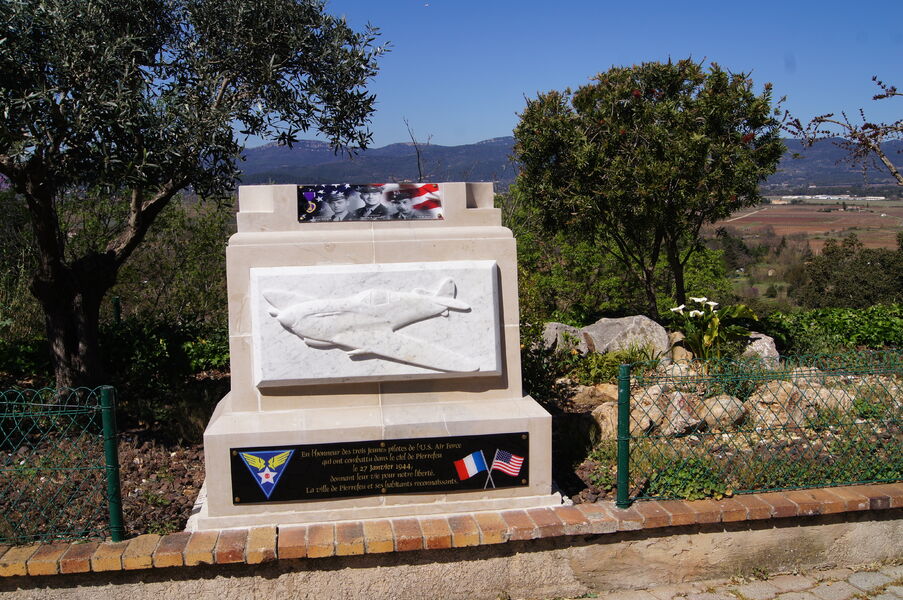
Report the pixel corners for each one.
[769,574,817,592]
[847,570,893,591]
[774,592,819,600]
[809,580,861,600]
[550,561,903,600]
[732,580,781,600]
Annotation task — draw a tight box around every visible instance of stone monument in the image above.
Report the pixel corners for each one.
[194,182,556,530]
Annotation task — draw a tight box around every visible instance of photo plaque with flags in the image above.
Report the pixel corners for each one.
[297,183,444,222]
[230,432,528,504]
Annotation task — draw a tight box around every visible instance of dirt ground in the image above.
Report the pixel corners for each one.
[711,203,903,252]
[117,430,205,536]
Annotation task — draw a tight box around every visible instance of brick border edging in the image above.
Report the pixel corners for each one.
[1,483,901,577]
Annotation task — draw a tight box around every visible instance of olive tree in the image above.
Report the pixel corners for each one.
[513,59,784,317]
[0,0,382,387]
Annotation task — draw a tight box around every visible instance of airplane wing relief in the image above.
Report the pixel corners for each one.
[332,329,480,372]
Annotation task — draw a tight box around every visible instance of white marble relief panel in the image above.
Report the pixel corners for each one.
[250,261,502,387]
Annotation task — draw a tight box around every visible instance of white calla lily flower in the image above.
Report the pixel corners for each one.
[689,296,707,303]
[670,305,686,313]
[689,310,703,317]
[706,301,718,307]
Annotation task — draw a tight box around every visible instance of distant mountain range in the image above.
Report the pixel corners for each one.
[239,137,518,187]
[238,137,903,191]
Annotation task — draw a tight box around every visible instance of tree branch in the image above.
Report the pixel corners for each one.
[108,181,185,268]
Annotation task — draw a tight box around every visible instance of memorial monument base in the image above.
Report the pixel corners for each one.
[193,392,558,531]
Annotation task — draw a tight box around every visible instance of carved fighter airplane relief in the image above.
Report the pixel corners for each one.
[263,278,480,372]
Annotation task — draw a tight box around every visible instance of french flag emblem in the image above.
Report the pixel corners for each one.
[453,450,488,480]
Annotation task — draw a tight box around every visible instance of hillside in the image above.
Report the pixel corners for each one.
[239,137,519,187]
[238,137,903,191]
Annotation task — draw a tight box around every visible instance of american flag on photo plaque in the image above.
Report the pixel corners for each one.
[490,449,524,477]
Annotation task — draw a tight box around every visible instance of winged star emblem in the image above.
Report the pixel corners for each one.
[239,449,294,499]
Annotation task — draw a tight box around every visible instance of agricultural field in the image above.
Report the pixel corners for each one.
[711,202,903,253]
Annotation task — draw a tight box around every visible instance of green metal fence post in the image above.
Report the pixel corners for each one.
[616,363,632,508]
[100,386,124,542]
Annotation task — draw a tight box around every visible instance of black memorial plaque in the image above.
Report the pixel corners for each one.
[230,432,528,504]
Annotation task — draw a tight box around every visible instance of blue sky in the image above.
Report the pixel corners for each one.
[256,0,903,148]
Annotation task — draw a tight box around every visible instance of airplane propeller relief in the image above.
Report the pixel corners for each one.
[263,278,481,372]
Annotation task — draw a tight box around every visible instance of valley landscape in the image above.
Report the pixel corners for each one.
[714,202,903,252]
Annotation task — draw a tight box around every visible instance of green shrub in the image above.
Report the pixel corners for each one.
[0,335,52,386]
[763,304,903,354]
[100,317,227,441]
[647,456,727,500]
[182,327,230,372]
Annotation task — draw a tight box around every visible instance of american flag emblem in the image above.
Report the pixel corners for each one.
[490,449,524,477]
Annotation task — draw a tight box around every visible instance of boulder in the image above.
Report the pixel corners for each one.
[748,380,817,428]
[788,366,828,388]
[571,383,619,410]
[662,391,705,436]
[590,395,667,440]
[671,345,694,362]
[542,322,588,353]
[699,394,746,429]
[632,397,666,435]
[741,332,779,366]
[591,402,618,440]
[658,361,700,392]
[581,315,669,358]
[643,383,671,397]
[802,383,854,413]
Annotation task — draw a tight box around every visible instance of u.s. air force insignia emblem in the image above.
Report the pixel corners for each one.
[239,450,294,499]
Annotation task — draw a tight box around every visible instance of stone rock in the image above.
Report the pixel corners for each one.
[671,345,694,362]
[591,393,667,440]
[662,391,704,436]
[658,361,700,392]
[591,402,618,440]
[581,315,669,358]
[748,380,817,428]
[668,331,685,346]
[571,383,619,409]
[741,332,779,366]
[631,395,666,435]
[542,322,588,353]
[699,394,746,429]
[788,366,828,388]
[644,383,671,397]
[801,383,854,413]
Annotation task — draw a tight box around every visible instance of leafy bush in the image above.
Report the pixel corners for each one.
[647,456,728,500]
[0,335,51,386]
[182,326,230,372]
[763,304,903,354]
[791,234,903,309]
[100,317,228,441]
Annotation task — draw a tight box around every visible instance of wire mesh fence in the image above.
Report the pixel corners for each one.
[0,386,123,544]
[616,351,902,504]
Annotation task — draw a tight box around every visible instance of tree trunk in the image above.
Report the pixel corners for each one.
[665,239,686,306]
[641,267,660,320]
[31,253,118,389]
